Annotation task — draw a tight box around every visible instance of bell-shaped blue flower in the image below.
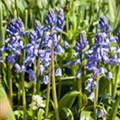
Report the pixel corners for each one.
[88,92,94,102]
[107,71,112,80]
[28,69,36,82]
[42,75,49,85]
[55,67,62,76]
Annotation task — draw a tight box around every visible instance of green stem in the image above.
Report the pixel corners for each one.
[37,57,41,95]
[21,72,26,120]
[8,64,13,106]
[0,5,3,31]
[94,75,99,119]
[25,10,28,30]
[32,59,37,120]
[112,66,119,97]
[66,14,69,33]
[77,78,82,120]
[107,80,112,112]
[51,46,60,120]
[45,75,50,117]
[33,59,37,95]
[1,27,5,49]
[21,40,26,119]
[58,77,62,101]
[77,78,82,107]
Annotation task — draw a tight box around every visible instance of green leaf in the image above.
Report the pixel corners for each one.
[81,111,93,120]
[37,109,45,120]
[108,96,120,120]
[2,62,6,68]
[58,91,79,111]
[2,0,12,13]
[60,107,74,120]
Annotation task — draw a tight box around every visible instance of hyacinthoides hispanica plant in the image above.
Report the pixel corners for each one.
[5,17,28,119]
[39,9,65,120]
[84,17,120,119]
[66,31,88,119]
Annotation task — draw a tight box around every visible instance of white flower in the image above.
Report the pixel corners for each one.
[30,95,45,110]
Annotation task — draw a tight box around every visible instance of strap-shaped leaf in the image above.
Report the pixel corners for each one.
[60,107,74,120]
[59,91,79,111]
[108,95,120,120]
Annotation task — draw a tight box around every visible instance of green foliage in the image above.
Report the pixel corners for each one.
[58,91,79,111]
[108,96,120,120]
[60,108,74,120]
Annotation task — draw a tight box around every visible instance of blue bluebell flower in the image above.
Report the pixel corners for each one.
[107,71,112,80]
[42,75,49,85]
[63,41,70,49]
[97,109,106,118]
[98,16,112,33]
[88,92,94,102]
[116,30,120,43]
[34,21,43,38]
[45,10,56,28]
[39,65,45,75]
[85,78,93,92]
[55,67,62,76]
[0,56,4,62]
[28,69,36,82]
[92,81,98,89]
[7,54,16,64]
[56,9,65,30]
[76,69,82,79]
[66,61,75,67]
[85,83,92,92]
[76,57,81,66]
[99,67,105,76]
[85,78,97,92]
[55,45,64,55]
[15,63,21,72]
[74,31,88,53]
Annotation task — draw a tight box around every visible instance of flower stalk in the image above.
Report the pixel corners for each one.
[94,74,99,118]
[21,71,26,120]
[112,66,119,97]
[45,74,50,117]
[51,45,60,120]
[8,64,13,106]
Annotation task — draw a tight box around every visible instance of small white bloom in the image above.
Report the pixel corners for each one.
[30,95,45,110]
